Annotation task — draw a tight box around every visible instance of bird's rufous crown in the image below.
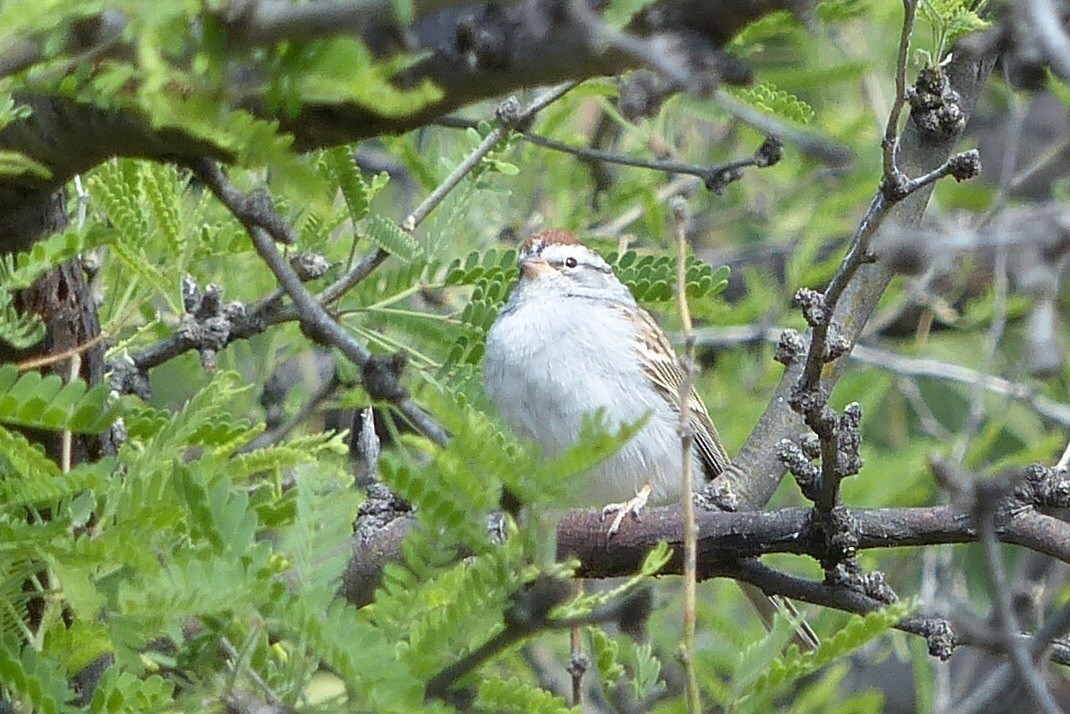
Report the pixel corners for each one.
[519,229,580,256]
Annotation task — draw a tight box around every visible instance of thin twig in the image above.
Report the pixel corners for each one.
[593,175,699,236]
[882,0,917,181]
[670,199,700,713]
[956,600,1070,713]
[953,246,1009,462]
[435,115,766,188]
[60,353,79,474]
[567,580,586,707]
[402,83,577,232]
[240,374,340,452]
[977,498,1062,714]
[425,591,634,701]
[690,324,1070,428]
[221,635,287,709]
[723,558,1070,667]
[17,333,105,372]
[189,158,450,447]
[715,89,855,167]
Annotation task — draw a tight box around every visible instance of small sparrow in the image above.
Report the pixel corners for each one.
[483,229,730,534]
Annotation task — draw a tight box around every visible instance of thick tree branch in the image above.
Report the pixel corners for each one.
[0,0,796,230]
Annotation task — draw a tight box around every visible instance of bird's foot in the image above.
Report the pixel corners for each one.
[600,482,653,537]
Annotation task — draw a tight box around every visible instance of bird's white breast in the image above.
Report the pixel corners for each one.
[484,293,695,505]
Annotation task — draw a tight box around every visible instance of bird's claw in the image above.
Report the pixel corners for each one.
[600,483,652,537]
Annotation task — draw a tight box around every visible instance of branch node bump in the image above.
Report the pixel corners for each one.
[908,65,965,139]
[495,95,522,126]
[793,287,827,327]
[824,324,850,363]
[290,252,331,281]
[924,620,956,661]
[361,352,410,403]
[774,328,806,365]
[778,438,820,499]
[947,149,981,182]
[1017,463,1070,509]
[753,135,783,168]
[700,477,739,512]
[704,166,744,194]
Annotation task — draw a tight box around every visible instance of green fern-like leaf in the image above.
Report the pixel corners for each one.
[230,431,349,481]
[89,667,175,714]
[919,0,989,58]
[0,366,119,434]
[366,214,421,263]
[742,599,916,703]
[551,541,670,620]
[329,146,373,224]
[625,640,666,703]
[41,620,112,678]
[0,298,45,348]
[728,81,815,124]
[0,425,113,506]
[5,226,87,289]
[0,150,52,179]
[0,636,74,714]
[588,626,626,684]
[139,161,186,260]
[475,676,577,713]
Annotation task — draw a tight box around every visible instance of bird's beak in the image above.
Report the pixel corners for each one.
[520,255,554,279]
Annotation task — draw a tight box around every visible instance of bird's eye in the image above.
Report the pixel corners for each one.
[564,257,578,268]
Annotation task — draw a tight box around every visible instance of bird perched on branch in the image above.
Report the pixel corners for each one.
[483,228,730,534]
[483,228,819,650]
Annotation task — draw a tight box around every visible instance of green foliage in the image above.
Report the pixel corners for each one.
[475,676,577,713]
[728,81,815,124]
[0,1,1055,710]
[732,600,916,709]
[367,213,422,263]
[0,636,73,714]
[918,0,989,60]
[0,225,96,348]
[89,668,175,713]
[440,246,729,373]
[0,365,119,434]
[602,0,658,30]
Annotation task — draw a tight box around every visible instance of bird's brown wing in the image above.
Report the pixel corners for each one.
[628,305,731,480]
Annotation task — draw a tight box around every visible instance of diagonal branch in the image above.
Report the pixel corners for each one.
[188,158,450,446]
[714,45,996,512]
